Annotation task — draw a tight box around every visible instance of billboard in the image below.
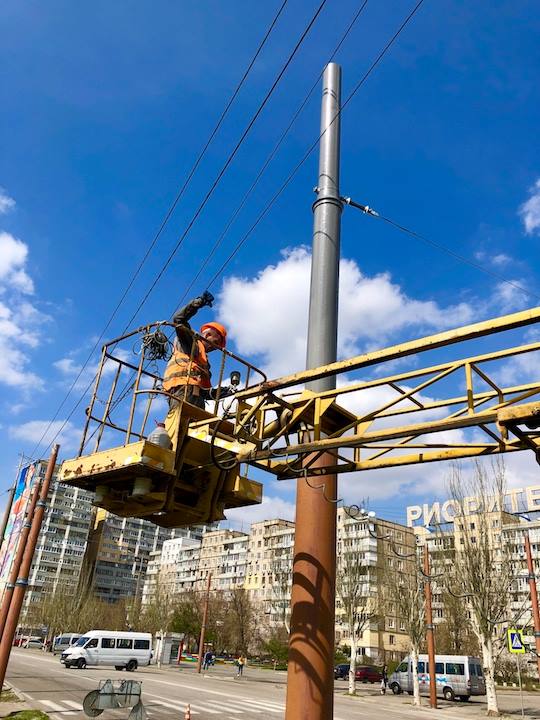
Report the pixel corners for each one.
[0,462,41,584]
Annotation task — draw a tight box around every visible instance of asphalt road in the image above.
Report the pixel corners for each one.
[5,649,540,719]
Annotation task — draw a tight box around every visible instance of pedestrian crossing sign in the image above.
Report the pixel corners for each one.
[507,628,526,654]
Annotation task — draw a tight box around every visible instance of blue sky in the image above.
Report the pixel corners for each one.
[1,0,540,527]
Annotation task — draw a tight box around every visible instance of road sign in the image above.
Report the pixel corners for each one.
[508,628,526,654]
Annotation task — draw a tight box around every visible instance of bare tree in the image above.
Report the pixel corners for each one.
[446,460,517,717]
[383,558,424,706]
[225,588,258,655]
[336,540,378,695]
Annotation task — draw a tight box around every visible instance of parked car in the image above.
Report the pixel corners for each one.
[389,654,486,701]
[53,634,81,655]
[22,637,44,649]
[355,665,383,683]
[334,663,350,679]
[61,630,152,671]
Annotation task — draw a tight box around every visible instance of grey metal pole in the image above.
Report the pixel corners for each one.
[286,63,342,720]
[306,62,342,391]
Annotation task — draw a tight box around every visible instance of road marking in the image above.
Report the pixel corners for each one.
[40,700,69,711]
[62,700,83,709]
[153,699,200,715]
[188,702,222,714]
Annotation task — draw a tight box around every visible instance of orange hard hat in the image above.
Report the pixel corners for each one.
[200,321,227,348]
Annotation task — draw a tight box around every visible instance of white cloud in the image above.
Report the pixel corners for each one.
[519,179,540,236]
[491,279,530,313]
[492,253,511,266]
[218,247,474,379]
[0,188,15,215]
[0,233,33,294]
[8,419,80,453]
[0,231,50,390]
[225,493,296,530]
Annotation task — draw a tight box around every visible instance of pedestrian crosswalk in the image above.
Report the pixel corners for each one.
[25,693,286,717]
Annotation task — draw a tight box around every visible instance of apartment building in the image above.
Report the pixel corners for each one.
[244,519,295,626]
[141,536,201,605]
[84,510,207,602]
[335,508,416,661]
[196,528,249,591]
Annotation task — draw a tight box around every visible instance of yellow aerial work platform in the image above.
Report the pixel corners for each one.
[58,323,264,528]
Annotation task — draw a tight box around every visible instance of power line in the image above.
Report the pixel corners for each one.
[28,0,329,462]
[176,0,370,311]
[51,0,423,454]
[65,1,373,457]
[121,0,330,332]
[207,0,427,287]
[26,0,291,461]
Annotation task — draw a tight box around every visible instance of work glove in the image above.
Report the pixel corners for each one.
[193,290,214,309]
[209,385,234,400]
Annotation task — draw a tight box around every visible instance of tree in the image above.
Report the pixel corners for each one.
[383,557,424,706]
[336,532,378,695]
[224,588,258,655]
[446,459,519,716]
[435,587,479,656]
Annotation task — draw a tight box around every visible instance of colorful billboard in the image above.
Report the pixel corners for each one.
[0,462,41,585]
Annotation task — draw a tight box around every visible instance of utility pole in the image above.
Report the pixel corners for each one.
[196,572,212,674]
[286,62,342,720]
[0,474,42,637]
[423,544,437,709]
[0,445,59,690]
[524,533,540,679]
[0,484,17,554]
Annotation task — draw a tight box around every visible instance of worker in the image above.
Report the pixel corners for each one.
[163,291,230,410]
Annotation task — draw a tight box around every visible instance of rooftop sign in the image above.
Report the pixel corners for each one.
[406,484,540,527]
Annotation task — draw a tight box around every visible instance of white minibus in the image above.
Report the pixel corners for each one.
[60,630,152,671]
[389,654,486,701]
[53,634,81,655]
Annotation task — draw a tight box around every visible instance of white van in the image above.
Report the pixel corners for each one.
[60,630,152,671]
[53,634,81,655]
[389,654,486,701]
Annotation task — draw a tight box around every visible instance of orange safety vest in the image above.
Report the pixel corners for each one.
[163,340,211,391]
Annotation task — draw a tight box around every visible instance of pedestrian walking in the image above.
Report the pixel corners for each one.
[380,664,388,694]
[202,650,212,671]
[235,655,246,678]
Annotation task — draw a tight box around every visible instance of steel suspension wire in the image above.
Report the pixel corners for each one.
[31,0,425,461]
[26,0,291,462]
[176,0,370,311]
[206,0,427,288]
[91,0,423,428]
[375,212,540,303]
[70,0,373,453]
[121,0,330,332]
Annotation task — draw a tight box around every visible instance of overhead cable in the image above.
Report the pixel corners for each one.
[176,0,370,311]
[207,0,426,287]
[122,0,330,331]
[26,0,291,461]
[344,198,540,303]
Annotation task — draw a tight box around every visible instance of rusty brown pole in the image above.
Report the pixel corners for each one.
[286,62,342,720]
[0,444,59,690]
[524,533,540,679]
[0,484,17,554]
[0,475,42,638]
[196,572,212,674]
[424,544,437,709]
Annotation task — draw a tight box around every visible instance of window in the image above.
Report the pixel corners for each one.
[134,639,150,650]
[472,664,483,677]
[86,638,98,648]
[396,662,408,673]
[117,639,133,649]
[389,635,395,646]
[435,662,444,674]
[101,638,115,649]
[417,662,426,673]
[446,663,465,675]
